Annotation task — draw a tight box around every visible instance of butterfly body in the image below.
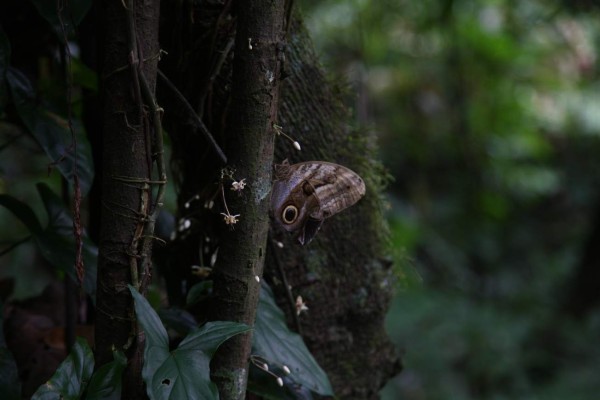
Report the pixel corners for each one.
[271,160,366,245]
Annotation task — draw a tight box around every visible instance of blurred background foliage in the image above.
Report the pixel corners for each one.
[3,0,600,398]
[299,0,600,398]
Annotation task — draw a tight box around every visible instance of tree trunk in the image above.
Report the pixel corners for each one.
[157,2,400,398]
[95,0,160,398]
[269,18,400,399]
[207,1,285,398]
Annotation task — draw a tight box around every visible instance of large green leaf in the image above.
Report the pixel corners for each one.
[251,283,334,398]
[31,337,94,400]
[0,300,21,400]
[0,185,98,300]
[29,0,92,40]
[6,67,95,196]
[129,286,250,400]
[85,350,127,400]
[0,194,43,234]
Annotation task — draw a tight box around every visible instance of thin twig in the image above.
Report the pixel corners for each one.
[157,69,228,164]
[197,37,235,119]
[57,0,85,288]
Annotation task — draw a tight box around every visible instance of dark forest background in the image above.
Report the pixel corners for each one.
[297,0,600,398]
[2,0,600,399]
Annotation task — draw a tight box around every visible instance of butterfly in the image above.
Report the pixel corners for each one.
[271,160,366,245]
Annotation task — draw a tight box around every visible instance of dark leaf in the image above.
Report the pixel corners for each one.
[72,58,98,92]
[158,308,198,336]
[252,283,334,397]
[29,0,92,40]
[129,285,250,400]
[85,350,127,400]
[0,194,43,234]
[6,67,95,196]
[31,337,94,400]
[186,281,213,306]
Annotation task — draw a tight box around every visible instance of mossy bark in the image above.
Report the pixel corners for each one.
[158,2,400,398]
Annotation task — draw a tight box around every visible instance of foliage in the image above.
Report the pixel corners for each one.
[30,338,124,400]
[1,0,339,397]
[129,285,251,400]
[154,282,334,399]
[249,283,334,399]
[0,183,97,300]
[300,0,600,398]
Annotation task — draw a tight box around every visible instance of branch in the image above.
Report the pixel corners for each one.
[157,69,228,164]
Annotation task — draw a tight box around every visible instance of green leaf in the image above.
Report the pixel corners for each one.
[29,0,92,40]
[6,67,95,196]
[0,300,21,400]
[158,308,198,336]
[129,285,250,400]
[35,184,98,301]
[0,194,43,234]
[251,283,334,397]
[150,322,251,400]
[85,350,127,400]
[31,337,94,400]
[72,58,98,92]
[186,281,213,306]
[178,321,251,358]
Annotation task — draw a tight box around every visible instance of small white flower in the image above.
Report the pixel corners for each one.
[248,37,253,50]
[295,296,308,316]
[191,265,212,278]
[255,275,261,283]
[220,212,240,225]
[231,178,247,192]
[276,377,283,387]
[283,365,291,375]
[293,141,301,151]
[276,241,284,248]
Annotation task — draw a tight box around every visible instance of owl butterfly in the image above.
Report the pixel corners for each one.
[271,160,366,245]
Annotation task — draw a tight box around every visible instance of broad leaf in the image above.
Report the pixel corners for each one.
[0,300,21,400]
[158,308,199,336]
[29,0,92,40]
[186,281,213,306]
[6,67,95,196]
[0,185,98,300]
[85,350,127,400]
[31,337,94,400]
[129,286,250,400]
[0,194,43,234]
[72,58,98,92]
[251,283,334,397]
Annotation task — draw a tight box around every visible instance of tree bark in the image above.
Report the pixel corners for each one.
[268,18,400,399]
[95,0,160,398]
[157,3,399,398]
[207,1,285,399]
